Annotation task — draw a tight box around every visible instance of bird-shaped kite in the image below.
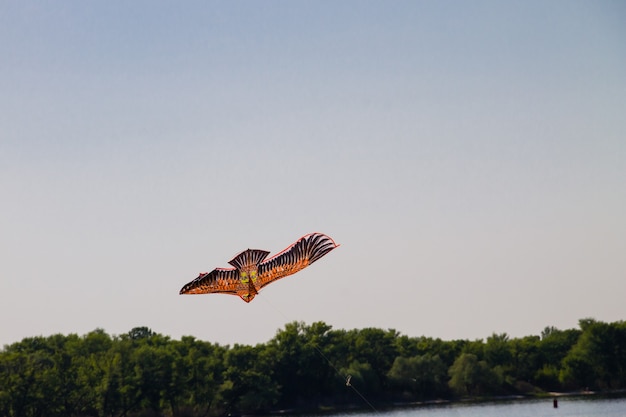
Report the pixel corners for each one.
[179,233,338,302]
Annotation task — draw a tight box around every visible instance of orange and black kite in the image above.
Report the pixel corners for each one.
[179,233,338,302]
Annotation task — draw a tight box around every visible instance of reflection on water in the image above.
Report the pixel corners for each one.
[306,396,626,417]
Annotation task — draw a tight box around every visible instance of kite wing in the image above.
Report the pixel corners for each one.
[179,268,240,296]
[257,233,338,289]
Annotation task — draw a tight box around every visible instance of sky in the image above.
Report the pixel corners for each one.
[1,1,625,348]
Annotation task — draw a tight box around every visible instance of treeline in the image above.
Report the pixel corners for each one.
[1,318,626,417]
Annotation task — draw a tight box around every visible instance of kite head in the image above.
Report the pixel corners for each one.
[239,293,256,303]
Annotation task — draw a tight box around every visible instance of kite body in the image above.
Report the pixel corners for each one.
[179,233,338,302]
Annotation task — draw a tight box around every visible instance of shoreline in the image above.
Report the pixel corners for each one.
[266,389,626,416]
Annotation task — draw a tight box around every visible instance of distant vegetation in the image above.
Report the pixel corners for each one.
[1,318,625,417]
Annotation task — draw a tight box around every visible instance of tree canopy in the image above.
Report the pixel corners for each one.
[1,318,625,417]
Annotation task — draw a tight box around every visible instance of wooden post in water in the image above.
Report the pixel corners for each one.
[553,398,558,408]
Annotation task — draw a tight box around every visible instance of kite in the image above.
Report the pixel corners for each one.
[179,232,338,302]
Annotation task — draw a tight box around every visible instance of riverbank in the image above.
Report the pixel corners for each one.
[267,389,626,416]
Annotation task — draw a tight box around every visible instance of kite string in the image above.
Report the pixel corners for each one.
[259,297,379,414]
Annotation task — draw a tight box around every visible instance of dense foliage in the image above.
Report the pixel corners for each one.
[1,318,625,417]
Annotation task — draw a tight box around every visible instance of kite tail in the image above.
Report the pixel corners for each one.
[228,249,270,270]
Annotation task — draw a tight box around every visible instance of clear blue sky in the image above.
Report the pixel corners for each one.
[1,1,625,347]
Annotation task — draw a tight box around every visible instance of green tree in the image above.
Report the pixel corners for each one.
[342,360,379,397]
[387,354,448,400]
[3,319,624,415]
[539,326,580,367]
[99,335,141,416]
[267,321,339,408]
[128,326,155,341]
[508,335,541,392]
[345,327,399,393]
[533,325,580,391]
[132,341,173,413]
[448,353,501,396]
[169,336,226,416]
[414,337,466,368]
[219,344,279,413]
[561,319,626,389]
[484,333,511,368]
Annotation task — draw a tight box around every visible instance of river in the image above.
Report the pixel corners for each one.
[304,396,626,417]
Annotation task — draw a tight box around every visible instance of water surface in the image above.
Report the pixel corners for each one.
[310,396,626,417]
